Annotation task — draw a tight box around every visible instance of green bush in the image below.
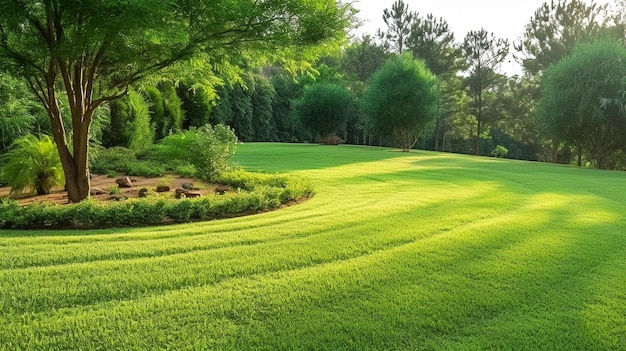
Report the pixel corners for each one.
[0,134,64,195]
[491,145,509,158]
[148,124,238,181]
[0,170,313,229]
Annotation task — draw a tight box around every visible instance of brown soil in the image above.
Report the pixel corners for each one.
[0,174,223,205]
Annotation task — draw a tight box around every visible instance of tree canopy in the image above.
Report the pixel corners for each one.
[361,53,439,152]
[294,83,353,144]
[537,39,626,169]
[516,0,612,77]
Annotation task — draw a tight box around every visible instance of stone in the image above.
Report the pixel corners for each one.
[175,187,202,199]
[138,188,149,198]
[156,185,170,193]
[175,188,187,199]
[181,182,194,190]
[90,187,107,196]
[116,177,132,188]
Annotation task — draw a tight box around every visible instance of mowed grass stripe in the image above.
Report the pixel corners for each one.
[3,206,623,350]
[1,143,625,350]
[2,183,511,314]
[0,158,502,269]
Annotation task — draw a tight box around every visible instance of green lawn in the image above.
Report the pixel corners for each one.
[2,143,626,350]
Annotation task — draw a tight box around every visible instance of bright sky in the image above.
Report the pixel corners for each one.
[352,0,613,75]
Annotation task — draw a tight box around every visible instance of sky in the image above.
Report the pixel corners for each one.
[351,0,613,76]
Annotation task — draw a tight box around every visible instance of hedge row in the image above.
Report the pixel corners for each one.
[0,171,313,229]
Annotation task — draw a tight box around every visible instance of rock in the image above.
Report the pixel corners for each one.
[116,177,132,188]
[156,185,170,193]
[138,188,149,198]
[175,187,202,199]
[181,182,194,190]
[175,188,187,199]
[215,185,229,195]
[90,187,107,196]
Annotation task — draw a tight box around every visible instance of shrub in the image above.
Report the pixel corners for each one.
[90,146,137,174]
[188,124,238,181]
[91,146,166,177]
[148,124,238,181]
[0,134,64,195]
[491,145,509,158]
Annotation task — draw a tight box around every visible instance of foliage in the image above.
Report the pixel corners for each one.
[0,0,352,202]
[0,134,64,195]
[229,83,255,141]
[143,86,167,140]
[249,74,277,141]
[178,82,213,129]
[149,125,238,181]
[102,91,155,152]
[159,82,184,136]
[407,14,460,77]
[341,35,389,91]
[377,0,415,53]
[490,76,542,160]
[491,145,509,158]
[90,146,166,177]
[0,73,46,152]
[537,39,626,169]
[516,0,613,77]
[270,74,309,142]
[294,83,353,144]
[188,125,239,181]
[0,169,312,229]
[361,53,439,152]
[127,91,155,152]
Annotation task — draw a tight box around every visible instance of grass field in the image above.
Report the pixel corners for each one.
[1,143,626,350]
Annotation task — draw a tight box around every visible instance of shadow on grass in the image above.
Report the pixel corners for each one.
[234,197,626,350]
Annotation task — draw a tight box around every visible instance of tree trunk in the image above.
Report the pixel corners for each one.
[63,160,91,202]
[37,61,97,203]
[46,91,92,203]
[434,115,441,152]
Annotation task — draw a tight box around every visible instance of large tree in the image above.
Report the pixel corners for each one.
[537,39,626,169]
[462,29,509,156]
[361,53,439,152]
[406,13,462,152]
[515,0,612,77]
[0,0,351,202]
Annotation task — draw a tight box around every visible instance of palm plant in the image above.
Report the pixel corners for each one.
[1,134,64,195]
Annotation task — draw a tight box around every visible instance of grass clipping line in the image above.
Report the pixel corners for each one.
[0,170,314,229]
